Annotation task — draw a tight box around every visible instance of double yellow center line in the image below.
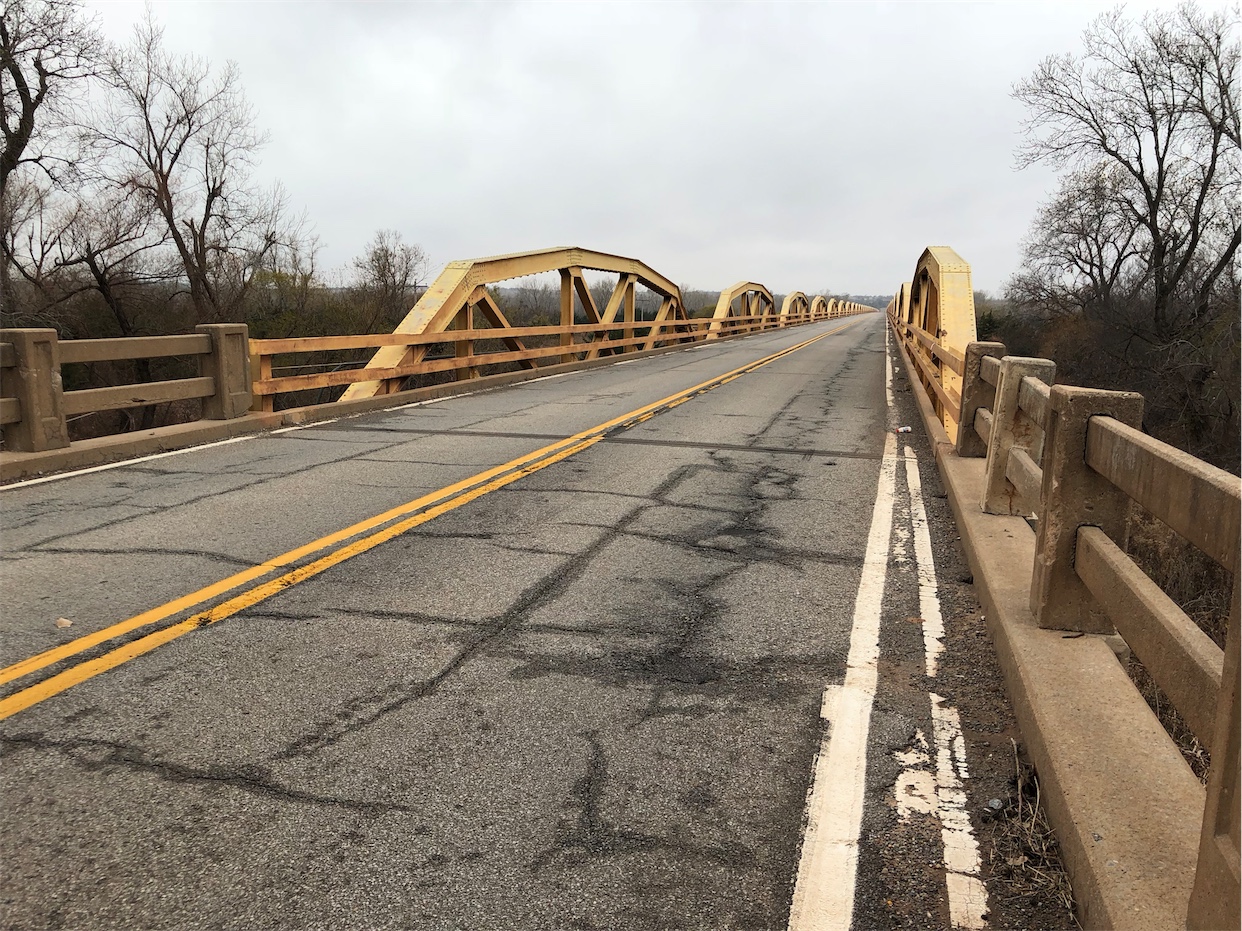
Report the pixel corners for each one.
[0,321,857,720]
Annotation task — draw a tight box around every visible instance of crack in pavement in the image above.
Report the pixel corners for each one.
[0,733,422,817]
[603,435,867,459]
[529,730,757,872]
[374,427,875,462]
[329,607,493,630]
[25,546,255,569]
[238,609,327,622]
[496,455,847,720]
[271,468,696,761]
[618,528,866,568]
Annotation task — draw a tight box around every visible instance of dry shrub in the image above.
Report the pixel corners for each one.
[1125,658,1211,781]
[1126,509,1232,650]
[1123,509,1233,780]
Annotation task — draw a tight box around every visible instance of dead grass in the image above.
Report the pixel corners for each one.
[1122,510,1233,781]
[1126,510,1231,649]
[985,740,1079,927]
[1125,658,1212,781]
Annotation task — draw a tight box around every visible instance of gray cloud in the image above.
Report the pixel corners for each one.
[86,0,1203,296]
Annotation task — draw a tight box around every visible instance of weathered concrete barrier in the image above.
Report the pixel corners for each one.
[0,325,252,454]
[889,249,1239,931]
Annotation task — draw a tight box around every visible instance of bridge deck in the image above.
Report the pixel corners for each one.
[0,317,1068,930]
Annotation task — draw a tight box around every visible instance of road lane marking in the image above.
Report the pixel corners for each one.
[0,434,604,722]
[0,320,858,718]
[885,324,894,407]
[789,430,899,931]
[904,445,988,929]
[270,418,340,434]
[907,447,946,678]
[789,320,894,931]
[0,435,259,490]
[391,393,469,409]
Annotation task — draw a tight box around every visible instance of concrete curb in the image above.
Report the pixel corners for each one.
[0,328,791,484]
[891,330,1204,930]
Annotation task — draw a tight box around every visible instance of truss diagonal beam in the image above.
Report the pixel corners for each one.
[341,247,686,399]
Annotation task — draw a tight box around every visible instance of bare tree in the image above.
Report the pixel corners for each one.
[0,0,99,312]
[1008,164,1145,320]
[54,188,176,336]
[1013,3,1240,335]
[351,229,427,331]
[1008,3,1240,467]
[243,235,323,338]
[87,12,285,324]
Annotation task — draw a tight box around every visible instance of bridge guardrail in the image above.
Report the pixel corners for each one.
[335,248,870,404]
[249,306,868,412]
[250,313,801,412]
[0,324,250,454]
[890,253,1239,929]
[242,245,864,409]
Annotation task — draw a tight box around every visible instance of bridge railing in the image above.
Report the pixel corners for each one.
[885,246,977,441]
[249,306,871,412]
[249,306,874,412]
[0,325,251,454]
[943,333,1240,930]
[248,314,782,412]
[0,246,875,451]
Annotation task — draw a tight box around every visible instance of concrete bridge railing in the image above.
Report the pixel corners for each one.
[889,248,1239,930]
[0,324,251,454]
[251,250,868,412]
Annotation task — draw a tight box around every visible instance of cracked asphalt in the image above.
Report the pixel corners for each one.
[0,316,1072,930]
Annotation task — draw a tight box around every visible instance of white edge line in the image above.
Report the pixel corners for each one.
[271,418,339,434]
[0,435,258,491]
[388,392,470,410]
[885,324,894,408]
[903,444,989,930]
[789,321,899,931]
[903,445,946,678]
[788,431,898,931]
[3,388,484,490]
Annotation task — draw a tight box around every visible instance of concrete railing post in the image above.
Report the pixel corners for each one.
[956,341,1006,458]
[1188,558,1240,930]
[1030,385,1144,632]
[0,328,70,452]
[981,356,1056,515]
[196,324,251,420]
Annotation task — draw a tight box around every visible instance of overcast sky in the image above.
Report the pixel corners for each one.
[84,0,1213,296]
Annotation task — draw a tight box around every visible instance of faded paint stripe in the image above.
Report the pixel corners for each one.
[904,444,988,930]
[0,435,258,490]
[788,322,897,931]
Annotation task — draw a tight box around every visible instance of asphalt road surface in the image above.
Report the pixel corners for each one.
[0,316,1073,931]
